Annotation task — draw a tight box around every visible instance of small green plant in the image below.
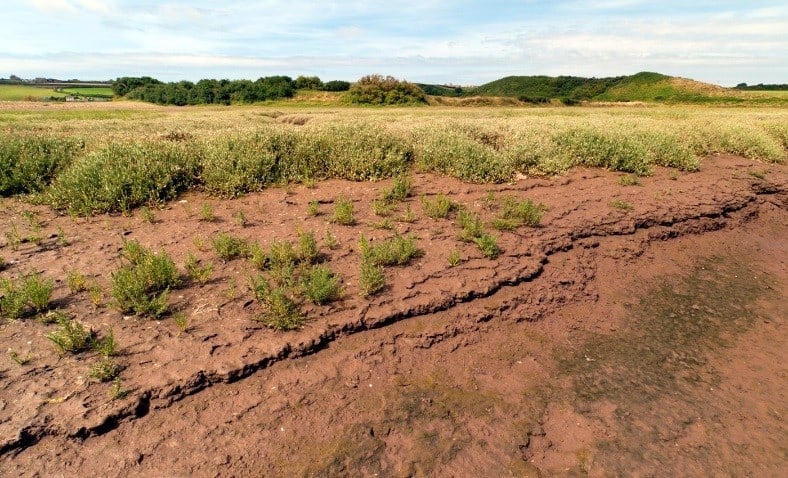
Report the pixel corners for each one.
[212,233,249,262]
[46,314,92,354]
[324,230,339,249]
[0,277,26,320]
[448,249,461,267]
[250,275,305,331]
[224,278,238,301]
[421,194,458,219]
[359,260,386,298]
[382,175,414,203]
[140,206,156,223]
[359,235,423,267]
[330,197,355,226]
[112,241,180,318]
[399,205,417,223]
[173,312,189,332]
[109,377,128,399]
[372,198,394,217]
[457,210,485,242]
[474,234,500,259]
[67,270,88,293]
[610,199,633,210]
[56,226,69,247]
[297,231,320,265]
[185,253,213,285]
[300,265,343,305]
[9,350,32,365]
[618,174,641,186]
[668,170,679,180]
[193,235,209,252]
[21,273,54,313]
[199,202,216,222]
[93,328,117,357]
[373,219,394,230]
[89,357,119,382]
[233,210,248,227]
[5,224,22,251]
[748,170,766,180]
[88,284,103,308]
[490,196,545,231]
[307,200,320,217]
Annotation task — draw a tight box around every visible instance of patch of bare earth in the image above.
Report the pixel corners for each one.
[0,155,785,476]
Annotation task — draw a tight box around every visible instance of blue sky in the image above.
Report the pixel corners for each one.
[2,0,786,86]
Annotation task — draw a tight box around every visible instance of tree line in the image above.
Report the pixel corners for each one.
[111,76,352,106]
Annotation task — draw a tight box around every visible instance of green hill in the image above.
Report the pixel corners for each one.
[423,72,785,105]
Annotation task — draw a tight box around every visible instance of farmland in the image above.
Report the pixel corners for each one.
[0,100,786,475]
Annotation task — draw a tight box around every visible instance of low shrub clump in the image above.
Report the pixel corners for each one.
[359,235,423,267]
[0,135,83,196]
[47,141,199,215]
[421,194,459,219]
[0,272,54,320]
[111,240,180,318]
[330,197,356,226]
[489,196,545,231]
[344,75,427,106]
[46,314,92,354]
[457,210,499,258]
[212,233,250,262]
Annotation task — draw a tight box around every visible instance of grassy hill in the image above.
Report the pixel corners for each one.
[421,72,787,105]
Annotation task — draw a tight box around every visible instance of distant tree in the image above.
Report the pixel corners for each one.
[345,75,427,105]
[295,75,324,90]
[322,80,351,92]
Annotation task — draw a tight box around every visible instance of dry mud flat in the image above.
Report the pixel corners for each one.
[0,154,786,476]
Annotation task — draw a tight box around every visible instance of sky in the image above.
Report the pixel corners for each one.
[2,0,786,87]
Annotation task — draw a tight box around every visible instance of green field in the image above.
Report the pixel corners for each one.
[59,87,115,98]
[0,85,67,101]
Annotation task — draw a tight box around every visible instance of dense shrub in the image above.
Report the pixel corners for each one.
[0,135,83,196]
[124,76,296,105]
[345,75,427,105]
[295,75,324,90]
[47,141,200,215]
[322,80,351,92]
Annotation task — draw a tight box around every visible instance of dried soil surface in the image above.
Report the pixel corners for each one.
[0,155,786,476]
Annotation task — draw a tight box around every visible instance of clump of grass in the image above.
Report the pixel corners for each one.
[233,210,248,227]
[297,231,320,265]
[300,265,343,305]
[173,312,189,332]
[93,327,117,357]
[474,234,500,259]
[250,276,305,331]
[617,174,641,186]
[610,199,633,210]
[324,230,339,249]
[184,253,213,285]
[67,270,88,293]
[111,240,180,318]
[109,377,128,399]
[421,194,458,219]
[489,196,545,231]
[212,233,249,262]
[88,284,104,308]
[748,170,766,180]
[56,226,69,247]
[372,198,394,217]
[140,206,156,223]
[381,174,414,203]
[359,235,423,267]
[457,210,485,242]
[46,314,93,354]
[307,200,320,217]
[358,260,386,298]
[399,205,418,223]
[448,249,462,267]
[4,224,22,251]
[89,357,120,382]
[0,272,54,319]
[330,197,356,226]
[21,272,54,313]
[199,203,216,222]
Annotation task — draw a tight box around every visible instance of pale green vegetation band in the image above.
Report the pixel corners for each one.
[1,108,785,215]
